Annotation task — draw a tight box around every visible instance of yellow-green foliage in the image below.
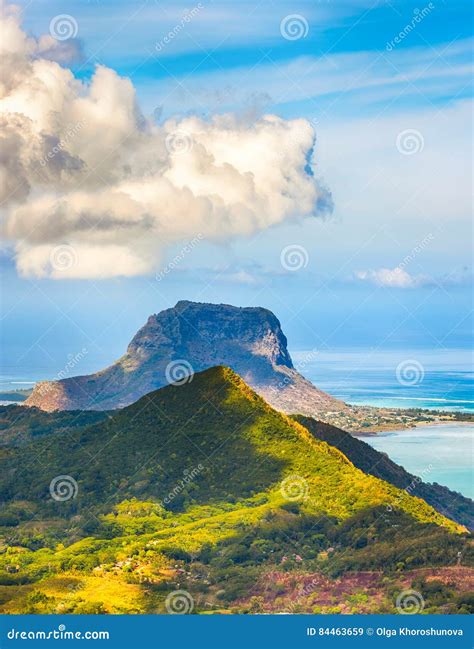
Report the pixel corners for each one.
[0,367,467,614]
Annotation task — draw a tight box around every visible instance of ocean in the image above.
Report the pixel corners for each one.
[3,348,473,410]
[364,424,473,499]
[294,348,473,498]
[294,348,473,412]
[2,348,472,498]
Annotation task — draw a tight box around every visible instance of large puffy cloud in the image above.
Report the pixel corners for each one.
[0,1,331,279]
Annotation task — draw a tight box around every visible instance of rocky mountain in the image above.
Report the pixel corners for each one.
[3,366,461,531]
[2,367,470,614]
[5,384,472,529]
[26,300,348,416]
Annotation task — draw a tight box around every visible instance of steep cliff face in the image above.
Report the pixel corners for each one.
[26,300,347,415]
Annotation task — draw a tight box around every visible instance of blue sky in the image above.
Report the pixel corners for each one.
[1,0,472,380]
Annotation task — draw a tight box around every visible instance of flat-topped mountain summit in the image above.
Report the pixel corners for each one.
[26,300,347,415]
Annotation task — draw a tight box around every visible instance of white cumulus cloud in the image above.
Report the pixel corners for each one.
[0,1,331,279]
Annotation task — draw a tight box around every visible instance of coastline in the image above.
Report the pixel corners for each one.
[361,421,473,499]
[352,417,474,436]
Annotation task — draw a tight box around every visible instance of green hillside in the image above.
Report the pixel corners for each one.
[0,367,471,614]
[293,415,474,530]
[0,366,463,526]
[0,405,108,447]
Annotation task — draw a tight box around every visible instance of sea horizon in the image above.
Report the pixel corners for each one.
[2,346,473,412]
[1,0,472,629]
[293,347,474,412]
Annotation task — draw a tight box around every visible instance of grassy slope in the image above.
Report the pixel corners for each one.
[294,415,474,530]
[0,367,470,614]
[1,367,462,529]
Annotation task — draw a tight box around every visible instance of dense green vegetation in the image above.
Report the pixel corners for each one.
[0,405,108,446]
[294,416,474,529]
[400,408,474,422]
[0,499,471,614]
[1,368,462,527]
[0,367,472,614]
